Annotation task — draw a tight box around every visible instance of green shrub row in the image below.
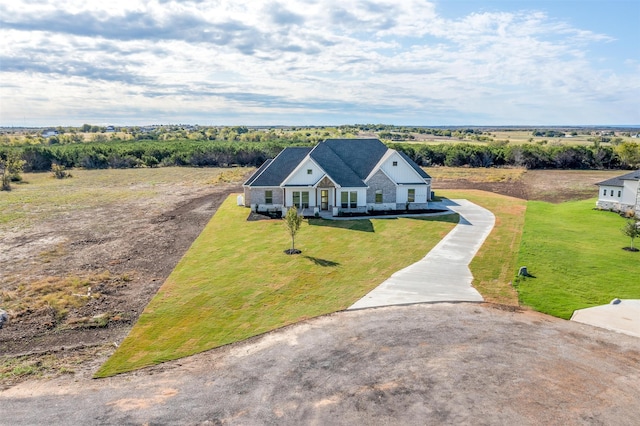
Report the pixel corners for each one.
[1,139,638,171]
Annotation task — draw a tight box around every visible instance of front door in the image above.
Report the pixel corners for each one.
[320,189,329,210]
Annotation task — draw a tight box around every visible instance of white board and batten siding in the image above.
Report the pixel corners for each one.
[623,180,640,205]
[599,186,623,203]
[396,185,428,204]
[380,152,421,183]
[284,158,323,186]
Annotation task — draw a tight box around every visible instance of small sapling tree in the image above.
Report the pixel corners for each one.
[284,206,303,255]
[621,218,640,252]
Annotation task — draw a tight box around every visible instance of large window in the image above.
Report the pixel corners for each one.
[265,190,273,204]
[341,191,349,208]
[375,190,383,203]
[407,188,415,203]
[292,191,309,208]
[341,191,358,208]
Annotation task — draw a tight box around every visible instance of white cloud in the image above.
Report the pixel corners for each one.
[0,0,637,125]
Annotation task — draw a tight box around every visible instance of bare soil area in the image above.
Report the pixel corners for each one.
[1,168,246,387]
[0,167,626,389]
[4,304,639,425]
[433,168,622,203]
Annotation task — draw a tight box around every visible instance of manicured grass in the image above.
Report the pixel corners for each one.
[439,190,526,306]
[515,199,640,319]
[96,196,458,377]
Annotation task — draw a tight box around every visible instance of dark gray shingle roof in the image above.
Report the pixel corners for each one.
[243,159,272,186]
[244,138,430,188]
[245,147,312,187]
[322,139,389,179]
[596,169,640,187]
[309,141,367,187]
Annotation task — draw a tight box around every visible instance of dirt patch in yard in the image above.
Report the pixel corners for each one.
[1,168,246,387]
[432,168,623,203]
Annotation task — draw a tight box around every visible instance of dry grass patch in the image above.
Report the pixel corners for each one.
[429,167,525,183]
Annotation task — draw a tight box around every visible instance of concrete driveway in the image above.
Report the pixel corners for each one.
[350,199,494,309]
[3,304,640,425]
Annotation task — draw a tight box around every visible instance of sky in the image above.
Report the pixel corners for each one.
[0,0,638,127]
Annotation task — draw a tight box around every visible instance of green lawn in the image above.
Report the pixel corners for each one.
[515,199,640,319]
[96,196,458,377]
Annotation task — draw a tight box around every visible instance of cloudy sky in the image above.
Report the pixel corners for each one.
[1,0,638,126]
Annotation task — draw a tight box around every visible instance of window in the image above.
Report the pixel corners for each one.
[307,169,313,174]
[341,191,358,208]
[265,190,273,204]
[341,191,349,208]
[618,190,621,197]
[292,191,309,208]
[392,161,398,166]
[407,188,415,203]
[375,190,383,203]
[603,189,606,196]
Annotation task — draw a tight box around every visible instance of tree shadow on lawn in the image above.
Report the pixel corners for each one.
[303,255,340,267]
[308,218,375,232]
[308,213,459,233]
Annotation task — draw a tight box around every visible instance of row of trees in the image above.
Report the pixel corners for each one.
[2,139,639,173]
[391,141,640,170]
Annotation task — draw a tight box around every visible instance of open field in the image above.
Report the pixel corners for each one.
[432,167,622,202]
[1,167,249,386]
[96,196,458,376]
[0,165,631,386]
[515,199,640,319]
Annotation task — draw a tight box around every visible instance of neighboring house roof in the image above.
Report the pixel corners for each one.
[596,170,640,187]
[244,138,429,189]
[244,147,311,187]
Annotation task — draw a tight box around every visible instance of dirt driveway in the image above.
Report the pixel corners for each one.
[4,303,639,425]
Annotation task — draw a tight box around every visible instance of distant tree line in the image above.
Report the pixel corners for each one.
[390,141,640,170]
[1,139,638,172]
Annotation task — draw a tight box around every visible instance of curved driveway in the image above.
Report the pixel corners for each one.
[350,199,495,309]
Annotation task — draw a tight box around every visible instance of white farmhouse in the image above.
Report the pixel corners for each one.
[243,139,432,216]
[595,169,640,217]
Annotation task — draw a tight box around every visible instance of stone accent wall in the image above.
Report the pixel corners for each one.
[366,170,396,204]
[249,188,283,206]
[596,200,635,213]
[396,202,430,211]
